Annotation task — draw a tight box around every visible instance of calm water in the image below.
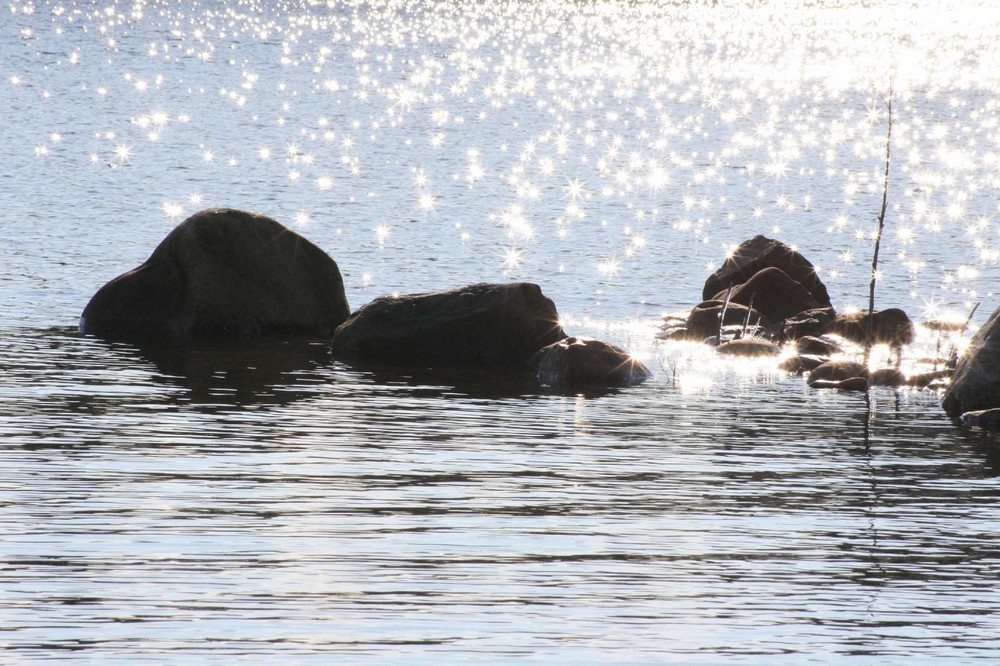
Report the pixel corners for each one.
[4,1,1000,662]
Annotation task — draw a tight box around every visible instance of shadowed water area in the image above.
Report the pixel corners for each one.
[4,0,1000,662]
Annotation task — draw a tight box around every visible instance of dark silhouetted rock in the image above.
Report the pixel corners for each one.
[908,369,951,388]
[80,208,349,340]
[686,300,770,341]
[534,337,651,388]
[713,267,821,323]
[717,338,781,357]
[796,335,842,356]
[870,368,906,387]
[780,354,829,374]
[824,308,915,347]
[703,235,831,307]
[781,307,836,341]
[808,360,868,386]
[943,305,1000,416]
[809,377,869,392]
[960,408,1000,429]
[331,282,565,370]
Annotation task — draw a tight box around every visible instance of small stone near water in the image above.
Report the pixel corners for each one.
[80,208,350,340]
[534,337,651,388]
[823,308,915,347]
[960,408,1000,429]
[781,307,836,342]
[780,354,829,374]
[809,377,869,392]
[716,338,781,357]
[870,367,907,387]
[808,360,868,386]
[685,300,769,340]
[796,335,841,356]
[922,319,967,332]
[909,369,951,388]
[331,282,565,370]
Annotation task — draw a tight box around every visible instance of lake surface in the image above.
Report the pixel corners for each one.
[3,1,1000,662]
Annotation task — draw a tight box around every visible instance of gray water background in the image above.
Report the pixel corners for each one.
[3,1,1000,662]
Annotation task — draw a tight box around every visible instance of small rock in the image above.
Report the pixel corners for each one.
[823,308,916,347]
[780,354,829,374]
[686,300,770,340]
[716,338,782,357]
[909,369,952,388]
[870,367,906,387]
[796,335,842,356]
[534,337,651,388]
[781,307,837,341]
[808,360,868,385]
[809,377,869,392]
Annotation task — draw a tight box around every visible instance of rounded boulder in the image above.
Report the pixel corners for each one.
[80,208,349,340]
[534,337,652,388]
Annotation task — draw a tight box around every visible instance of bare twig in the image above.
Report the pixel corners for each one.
[865,83,895,364]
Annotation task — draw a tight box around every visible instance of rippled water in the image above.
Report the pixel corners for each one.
[4,0,1000,662]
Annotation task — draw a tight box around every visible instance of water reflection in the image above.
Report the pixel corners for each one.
[2,326,1000,661]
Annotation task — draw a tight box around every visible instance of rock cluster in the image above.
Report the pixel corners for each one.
[81,208,650,391]
[659,234,934,392]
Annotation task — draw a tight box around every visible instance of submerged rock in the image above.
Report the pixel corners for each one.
[943,305,1000,417]
[331,282,565,370]
[534,337,651,388]
[702,234,832,307]
[80,208,349,340]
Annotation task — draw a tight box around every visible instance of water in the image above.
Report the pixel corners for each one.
[4,1,1000,662]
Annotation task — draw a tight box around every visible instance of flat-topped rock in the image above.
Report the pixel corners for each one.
[331,282,566,370]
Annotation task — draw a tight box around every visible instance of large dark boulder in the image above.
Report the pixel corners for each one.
[712,267,821,323]
[823,308,915,347]
[80,208,349,339]
[943,305,1000,417]
[331,282,566,369]
[703,235,832,307]
[533,337,651,388]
